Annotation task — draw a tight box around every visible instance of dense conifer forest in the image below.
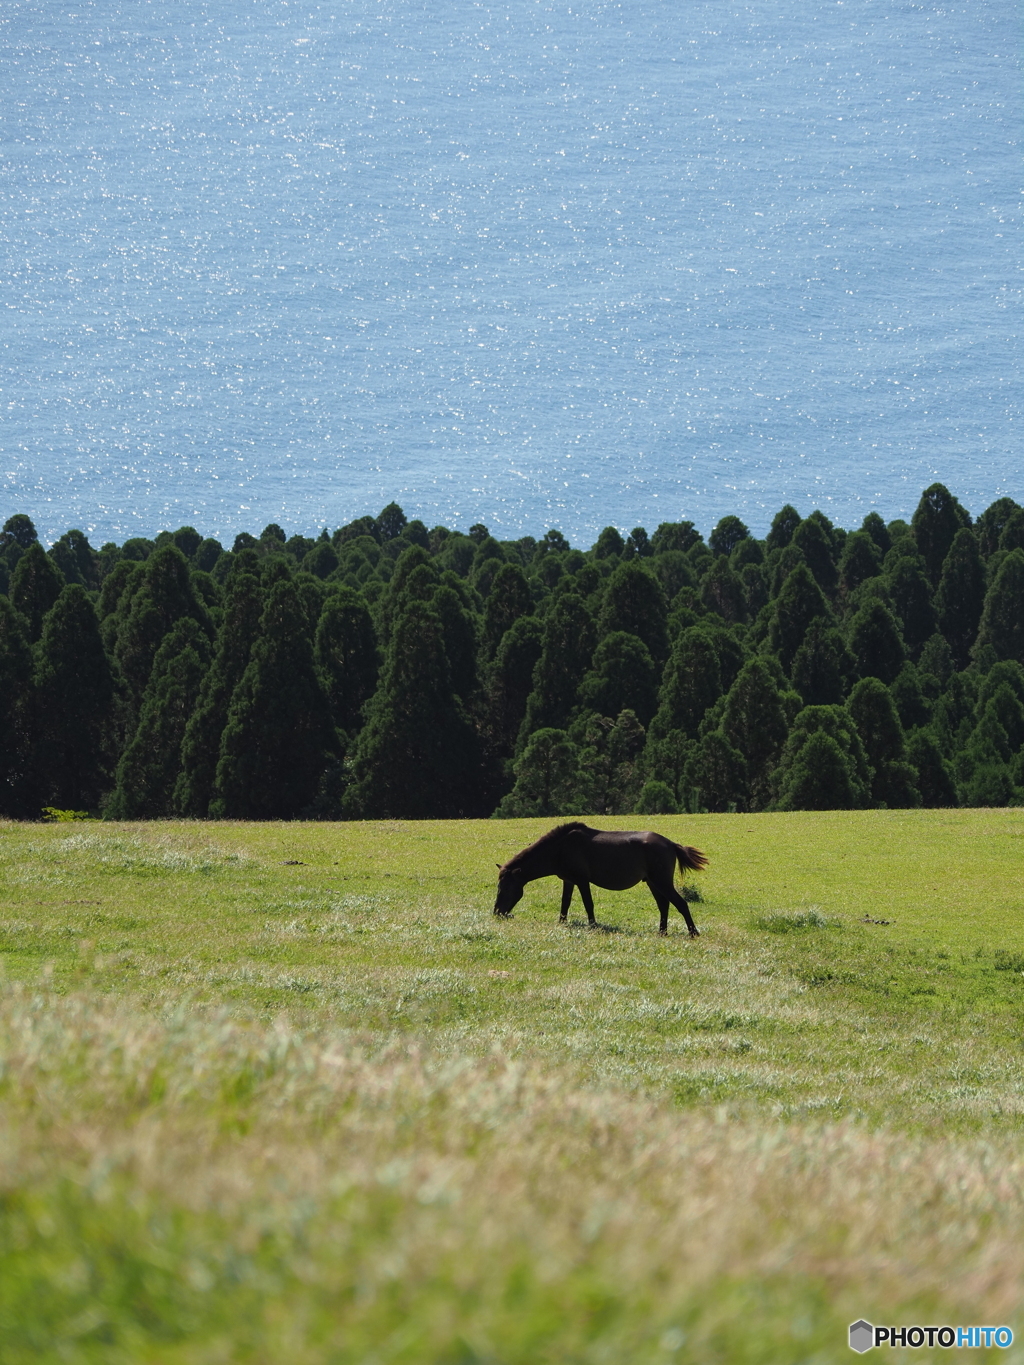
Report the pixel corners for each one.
[1,483,1023,820]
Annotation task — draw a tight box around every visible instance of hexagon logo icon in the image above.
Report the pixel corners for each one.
[849,1320,874,1353]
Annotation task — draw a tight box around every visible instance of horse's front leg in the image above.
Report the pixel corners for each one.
[577,881,597,925]
[559,879,574,923]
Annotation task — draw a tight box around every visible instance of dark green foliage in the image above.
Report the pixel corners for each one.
[568,709,647,815]
[768,563,832,672]
[767,542,806,599]
[975,497,1020,557]
[593,526,625,559]
[651,551,695,603]
[624,527,652,558]
[375,502,408,542]
[918,633,954,688]
[860,512,891,556]
[635,779,679,815]
[775,731,863,812]
[301,542,339,580]
[493,728,580,818]
[0,597,34,815]
[172,527,203,560]
[906,730,957,808]
[483,563,533,658]
[709,515,749,559]
[345,602,481,819]
[651,522,702,555]
[848,599,906,685]
[886,556,937,659]
[975,550,1024,665]
[687,729,747,813]
[792,516,838,597]
[9,543,66,642]
[718,659,798,809]
[49,529,99,590]
[213,582,338,819]
[889,663,930,732]
[740,563,769,621]
[791,621,854,707]
[33,586,114,812]
[194,538,224,573]
[1,513,38,560]
[911,483,971,585]
[649,627,722,740]
[838,532,882,598]
[314,588,379,736]
[483,615,544,759]
[578,632,659,727]
[934,528,985,667]
[700,557,746,623]
[112,546,212,728]
[107,619,210,818]
[174,573,265,818]
[519,592,597,740]
[848,677,921,808]
[469,537,506,596]
[765,505,801,552]
[998,509,1024,554]
[773,706,872,810]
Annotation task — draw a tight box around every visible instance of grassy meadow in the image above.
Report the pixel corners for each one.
[2,809,1024,1363]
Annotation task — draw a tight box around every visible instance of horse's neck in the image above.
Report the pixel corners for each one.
[517,848,557,883]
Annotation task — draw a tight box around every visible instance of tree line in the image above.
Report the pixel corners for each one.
[1,484,1023,821]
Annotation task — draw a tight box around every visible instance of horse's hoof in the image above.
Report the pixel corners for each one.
[689,929,700,938]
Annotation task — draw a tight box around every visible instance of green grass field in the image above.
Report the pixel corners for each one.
[2,809,1024,1363]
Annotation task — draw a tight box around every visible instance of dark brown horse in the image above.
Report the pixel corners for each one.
[493,822,708,936]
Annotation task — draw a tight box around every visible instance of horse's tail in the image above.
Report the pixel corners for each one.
[673,842,708,876]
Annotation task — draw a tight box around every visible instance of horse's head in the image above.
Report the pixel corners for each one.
[493,862,524,917]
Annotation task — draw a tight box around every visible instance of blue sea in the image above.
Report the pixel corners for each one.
[1,0,1019,546]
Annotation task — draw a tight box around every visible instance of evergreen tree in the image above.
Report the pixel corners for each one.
[889,662,930,732]
[741,563,769,621]
[905,730,957,808]
[848,676,921,807]
[768,542,807,599]
[651,521,702,555]
[431,581,480,703]
[699,556,746,623]
[344,601,480,819]
[886,556,937,658]
[624,527,653,558]
[848,598,906,684]
[375,502,408,542]
[301,542,339,580]
[597,560,668,662]
[772,705,873,810]
[686,729,747,813]
[519,591,597,740]
[709,515,750,558]
[313,587,379,737]
[768,563,832,673]
[33,586,115,812]
[568,710,647,815]
[49,529,99,590]
[917,633,954,689]
[975,496,1020,557]
[174,572,265,817]
[934,528,985,666]
[107,618,212,819]
[838,531,882,598]
[649,627,723,740]
[493,728,581,818]
[635,780,679,815]
[1,513,38,568]
[9,543,66,642]
[860,512,891,556]
[469,536,506,597]
[911,483,971,585]
[483,563,533,657]
[776,732,861,811]
[0,597,34,816]
[998,509,1024,554]
[112,545,212,728]
[483,615,544,760]
[718,658,798,809]
[577,632,659,727]
[792,515,839,597]
[651,550,695,603]
[975,550,1024,665]
[765,504,801,552]
[213,581,339,819]
[791,620,855,707]
[593,526,625,559]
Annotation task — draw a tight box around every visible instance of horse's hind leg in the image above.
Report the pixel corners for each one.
[559,879,574,923]
[668,886,699,938]
[650,887,670,936]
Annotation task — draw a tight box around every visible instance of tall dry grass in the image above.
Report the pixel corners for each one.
[2,983,1022,1363]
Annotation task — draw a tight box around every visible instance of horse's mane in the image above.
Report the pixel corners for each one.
[507,821,594,865]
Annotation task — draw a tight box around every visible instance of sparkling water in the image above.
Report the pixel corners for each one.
[1,0,1019,545]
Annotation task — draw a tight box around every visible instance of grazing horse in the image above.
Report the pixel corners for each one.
[493,822,708,936]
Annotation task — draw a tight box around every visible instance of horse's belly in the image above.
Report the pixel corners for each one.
[590,872,643,892]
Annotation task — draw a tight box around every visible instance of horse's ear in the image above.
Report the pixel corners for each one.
[495,863,501,869]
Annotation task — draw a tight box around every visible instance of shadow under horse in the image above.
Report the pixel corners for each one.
[493,822,708,936]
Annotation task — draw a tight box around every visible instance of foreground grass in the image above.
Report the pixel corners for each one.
[2,810,1024,1362]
